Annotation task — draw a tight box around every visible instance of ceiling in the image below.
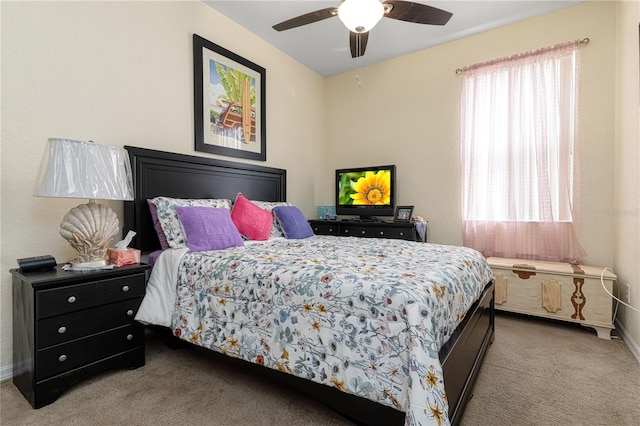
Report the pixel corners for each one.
[204,1,584,77]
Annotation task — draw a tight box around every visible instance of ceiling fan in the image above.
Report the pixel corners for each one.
[272,0,453,58]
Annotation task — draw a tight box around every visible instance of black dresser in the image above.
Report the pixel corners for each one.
[11,263,149,408]
[309,219,425,242]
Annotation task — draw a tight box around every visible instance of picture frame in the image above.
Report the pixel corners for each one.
[394,205,414,222]
[193,34,266,161]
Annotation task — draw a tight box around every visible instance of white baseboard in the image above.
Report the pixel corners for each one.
[615,318,640,363]
[0,364,13,382]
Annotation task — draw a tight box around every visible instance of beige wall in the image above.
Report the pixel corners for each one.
[0,1,325,375]
[614,0,640,358]
[326,1,616,265]
[326,0,639,353]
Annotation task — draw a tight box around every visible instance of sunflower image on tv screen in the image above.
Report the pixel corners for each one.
[339,170,391,205]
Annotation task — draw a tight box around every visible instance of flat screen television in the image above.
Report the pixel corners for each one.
[335,165,396,220]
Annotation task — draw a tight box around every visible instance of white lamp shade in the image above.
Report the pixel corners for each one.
[34,138,134,201]
[338,0,384,33]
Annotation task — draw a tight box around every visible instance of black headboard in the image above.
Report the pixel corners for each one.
[123,146,286,252]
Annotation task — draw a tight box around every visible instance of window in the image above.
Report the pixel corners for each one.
[460,41,586,263]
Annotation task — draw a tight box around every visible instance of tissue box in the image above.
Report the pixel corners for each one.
[107,248,140,266]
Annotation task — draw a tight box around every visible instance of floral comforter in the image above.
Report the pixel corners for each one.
[169,236,493,426]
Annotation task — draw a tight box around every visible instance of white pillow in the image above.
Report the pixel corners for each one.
[149,197,232,248]
[249,198,292,238]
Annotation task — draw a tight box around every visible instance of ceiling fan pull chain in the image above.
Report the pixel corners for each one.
[356,34,362,87]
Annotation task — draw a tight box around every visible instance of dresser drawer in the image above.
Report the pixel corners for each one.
[37,297,143,348]
[380,227,414,241]
[37,273,146,318]
[36,323,144,379]
[345,226,372,237]
[311,222,339,235]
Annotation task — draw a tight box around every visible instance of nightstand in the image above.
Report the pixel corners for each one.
[11,263,149,408]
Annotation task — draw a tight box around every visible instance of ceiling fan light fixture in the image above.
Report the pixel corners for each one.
[338,0,384,33]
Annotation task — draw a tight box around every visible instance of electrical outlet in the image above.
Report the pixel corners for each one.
[625,284,631,303]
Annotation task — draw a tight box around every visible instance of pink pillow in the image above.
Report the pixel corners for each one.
[175,207,244,251]
[231,193,273,241]
[147,200,170,250]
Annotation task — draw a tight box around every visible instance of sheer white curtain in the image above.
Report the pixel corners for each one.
[460,40,586,263]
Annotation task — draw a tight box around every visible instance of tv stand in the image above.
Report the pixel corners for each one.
[309,219,425,242]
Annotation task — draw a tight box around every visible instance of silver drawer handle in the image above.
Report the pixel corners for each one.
[58,354,67,362]
[127,309,134,316]
[400,232,404,236]
[379,231,384,235]
[58,326,67,334]
[329,228,333,232]
[126,334,134,341]
[122,285,130,292]
[361,230,366,235]
[67,296,76,304]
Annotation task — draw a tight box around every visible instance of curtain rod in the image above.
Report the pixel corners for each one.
[455,38,590,75]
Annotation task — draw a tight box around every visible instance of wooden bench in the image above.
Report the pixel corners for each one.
[487,257,617,339]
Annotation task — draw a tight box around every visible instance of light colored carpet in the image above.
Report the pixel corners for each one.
[2,312,639,425]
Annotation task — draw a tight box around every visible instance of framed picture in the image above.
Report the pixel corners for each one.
[193,34,266,161]
[394,205,414,222]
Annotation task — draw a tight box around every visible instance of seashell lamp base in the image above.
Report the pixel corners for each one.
[59,201,120,268]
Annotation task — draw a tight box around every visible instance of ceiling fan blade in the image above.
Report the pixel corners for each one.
[382,1,452,26]
[272,7,338,31]
[349,31,369,58]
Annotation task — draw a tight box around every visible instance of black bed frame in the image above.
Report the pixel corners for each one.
[123,146,494,425]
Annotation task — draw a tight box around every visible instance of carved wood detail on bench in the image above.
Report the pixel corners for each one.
[512,264,536,279]
[541,279,562,313]
[571,277,586,320]
[570,264,586,320]
[494,273,507,305]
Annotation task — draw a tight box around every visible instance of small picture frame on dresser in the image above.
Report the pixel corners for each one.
[394,205,413,222]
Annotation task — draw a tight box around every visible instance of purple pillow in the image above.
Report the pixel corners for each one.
[273,206,314,239]
[147,200,170,250]
[175,206,244,251]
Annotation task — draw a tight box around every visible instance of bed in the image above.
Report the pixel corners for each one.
[123,146,495,426]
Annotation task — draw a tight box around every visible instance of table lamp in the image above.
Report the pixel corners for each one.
[34,138,134,268]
